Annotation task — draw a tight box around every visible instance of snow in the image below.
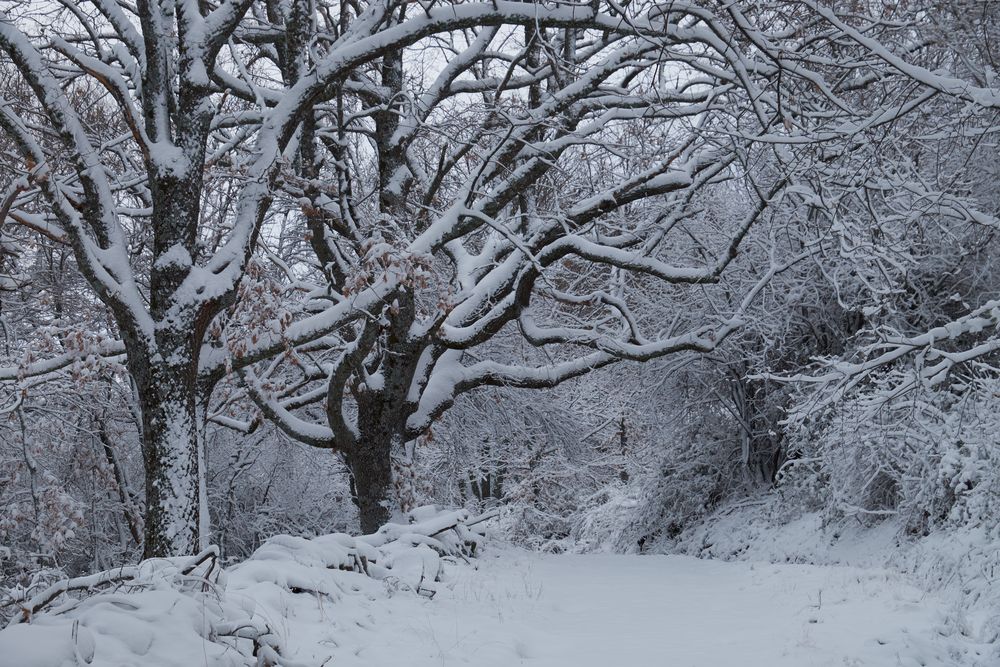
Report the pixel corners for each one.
[322,547,993,667]
[669,499,1000,645]
[2,507,994,667]
[152,243,194,271]
[0,509,486,666]
[0,624,94,666]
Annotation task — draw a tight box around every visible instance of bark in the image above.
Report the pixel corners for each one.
[134,91,214,557]
[196,395,211,551]
[350,394,399,534]
[344,319,426,532]
[132,360,201,559]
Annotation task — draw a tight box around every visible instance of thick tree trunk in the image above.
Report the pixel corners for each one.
[136,111,214,557]
[136,366,201,558]
[347,442,395,534]
[348,437,394,535]
[351,396,401,534]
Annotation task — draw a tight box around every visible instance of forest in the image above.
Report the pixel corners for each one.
[0,0,999,665]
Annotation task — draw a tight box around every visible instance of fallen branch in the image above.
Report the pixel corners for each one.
[6,565,139,626]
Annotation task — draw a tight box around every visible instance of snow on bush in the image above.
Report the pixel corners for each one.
[571,434,743,554]
[647,374,1000,643]
[0,507,489,666]
[781,374,1000,536]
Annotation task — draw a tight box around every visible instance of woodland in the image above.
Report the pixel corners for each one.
[1,1,1000,664]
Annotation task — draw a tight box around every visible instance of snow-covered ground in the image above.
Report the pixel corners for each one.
[2,509,995,667]
[327,547,992,667]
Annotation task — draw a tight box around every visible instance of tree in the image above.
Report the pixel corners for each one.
[234,1,928,531]
[0,0,955,549]
[778,0,1000,416]
[0,0,684,556]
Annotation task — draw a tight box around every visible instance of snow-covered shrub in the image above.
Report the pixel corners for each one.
[205,423,357,561]
[772,456,828,515]
[420,383,624,551]
[0,371,356,587]
[0,507,489,665]
[0,367,143,588]
[572,436,736,553]
[785,374,1000,536]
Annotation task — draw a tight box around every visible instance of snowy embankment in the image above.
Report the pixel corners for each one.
[1,506,995,666]
[667,498,1000,649]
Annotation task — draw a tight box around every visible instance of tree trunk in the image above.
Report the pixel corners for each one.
[349,437,394,534]
[136,365,201,558]
[348,440,394,535]
[350,395,401,534]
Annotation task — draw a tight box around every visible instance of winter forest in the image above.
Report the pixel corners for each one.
[1,0,1000,664]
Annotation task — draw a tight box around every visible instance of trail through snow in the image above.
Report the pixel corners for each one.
[330,548,989,667]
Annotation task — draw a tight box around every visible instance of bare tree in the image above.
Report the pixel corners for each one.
[0,0,957,549]
[776,0,1000,417]
[2,0,707,556]
[233,1,927,531]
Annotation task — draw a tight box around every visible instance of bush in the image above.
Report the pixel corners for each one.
[784,374,1000,537]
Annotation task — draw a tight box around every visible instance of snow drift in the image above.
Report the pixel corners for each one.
[0,507,488,666]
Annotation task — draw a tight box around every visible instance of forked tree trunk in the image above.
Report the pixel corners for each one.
[137,104,214,557]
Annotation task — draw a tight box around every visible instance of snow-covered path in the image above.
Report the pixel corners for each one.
[330,549,989,667]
